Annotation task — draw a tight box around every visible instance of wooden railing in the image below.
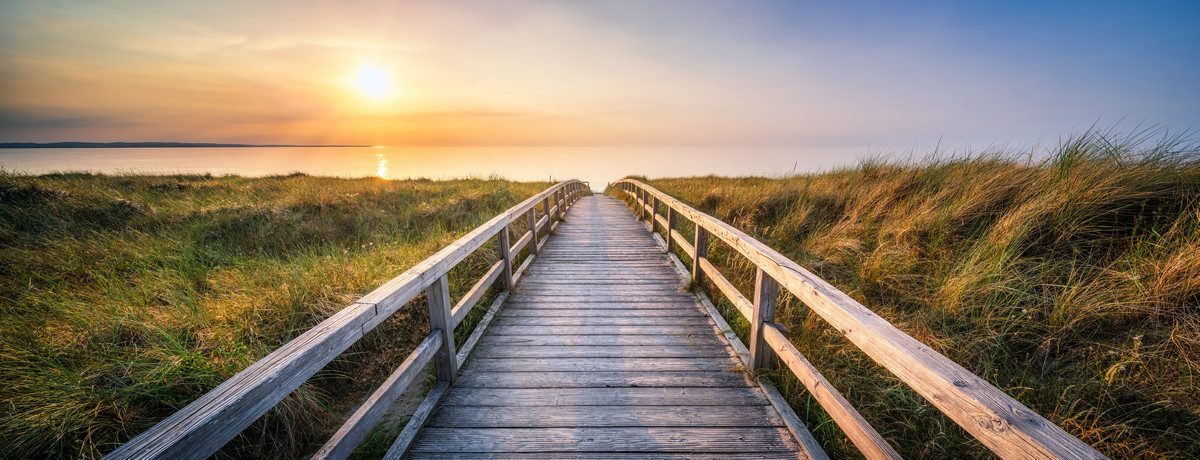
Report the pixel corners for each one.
[615,179,1106,460]
[104,180,589,460]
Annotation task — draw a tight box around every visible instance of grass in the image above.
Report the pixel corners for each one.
[0,172,552,459]
[607,128,1200,459]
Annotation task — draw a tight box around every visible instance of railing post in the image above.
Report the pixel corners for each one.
[554,188,563,222]
[693,225,708,286]
[636,188,645,220]
[651,196,660,233]
[527,208,539,256]
[666,208,678,253]
[750,268,779,372]
[425,274,458,383]
[496,226,514,290]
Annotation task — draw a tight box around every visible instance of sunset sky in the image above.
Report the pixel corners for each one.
[1,0,1197,148]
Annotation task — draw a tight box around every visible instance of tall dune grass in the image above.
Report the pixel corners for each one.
[611,129,1200,458]
[0,173,549,458]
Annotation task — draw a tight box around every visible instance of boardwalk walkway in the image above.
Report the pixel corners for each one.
[408,195,807,458]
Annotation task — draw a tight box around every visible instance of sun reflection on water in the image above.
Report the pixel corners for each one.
[375,152,389,179]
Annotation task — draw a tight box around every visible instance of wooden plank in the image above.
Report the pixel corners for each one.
[456,291,509,368]
[693,226,709,285]
[477,333,726,347]
[454,370,755,388]
[496,227,514,290]
[499,308,704,317]
[465,357,738,372]
[758,379,830,460]
[490,316,712,327]
[409,427,803,453]
[525,209,538,256]
[440,387,768,406]
[472,344,733,359]
[483,325,720,336]
[750,268,779,372]
[428,405,785,428]
[666,208,678,252]
[409,453,803,459]
[426,275,458,383]
[764,325,898,459]
[312,333,441,460]
[699,257,754,321]
[618,180,1105,459]
[670,228,695,259]
[381,381,449,460]
[449,260,504,329]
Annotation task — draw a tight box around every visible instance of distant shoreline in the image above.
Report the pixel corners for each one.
[0,142,371,148]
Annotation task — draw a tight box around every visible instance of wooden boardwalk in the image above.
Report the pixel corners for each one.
[408,196,808,458]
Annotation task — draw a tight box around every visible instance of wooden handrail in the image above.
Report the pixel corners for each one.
[104,180,587,460]
[615,179,1105,460]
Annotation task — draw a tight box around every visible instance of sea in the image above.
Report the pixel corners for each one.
[0,145,864,189]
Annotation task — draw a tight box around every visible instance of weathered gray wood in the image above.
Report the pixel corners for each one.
[408,453,803,459]
[409,427,803,453]
[440,387,769,406]
[381,380,449,460]
[496,227,514,291]
[466,357,737,372]
[490,316,712,327]
[455,370,755,388]
[312,333,441,460]
[618,180,1106,459]
[484,325,720,336]
[763,325,899,460]
[473,344,733,358]
[750,268,779,372]
[456,291,509,368]
[525,209,538,256]
[477,333,725,347]
[758,378,831,460]
[670,228,694,259]
[666,208,678,252]
[699,257,754,320]
[693,226,709,285]
[429,405,784,428]
[449,260,504,329]
[499,308,703,317]
[426,275,458,383]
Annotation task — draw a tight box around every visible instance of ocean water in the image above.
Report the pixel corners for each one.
[0,145,862,189]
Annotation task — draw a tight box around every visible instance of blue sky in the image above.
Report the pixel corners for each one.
[0,0,1197,149]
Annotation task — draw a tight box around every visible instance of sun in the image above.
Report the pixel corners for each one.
[348,63,393,100]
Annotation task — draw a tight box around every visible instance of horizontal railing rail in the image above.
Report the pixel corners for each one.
[104,180,589,460]
[615,179,1105,460]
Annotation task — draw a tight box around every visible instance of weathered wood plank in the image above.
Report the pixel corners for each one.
[499,308,704,317]
[428,405,784,428]
[466,357,739,372]
[490,316,712,327]
[472,344,733,359]
[764,325,898,459]
[381,380,449,460]
[699,257,754,321]
[454,370,755,388]
[449,260,504,329]
[408,453,804,459]
[476,333,726,347]
[483,325,721,336]
[409,427,803,453]
[440,387,768,407]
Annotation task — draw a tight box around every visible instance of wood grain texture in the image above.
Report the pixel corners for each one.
[617,180,1105,459]
[382,381,449,460]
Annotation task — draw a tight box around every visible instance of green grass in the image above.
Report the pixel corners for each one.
[0,172,551,459]
[608,128,1200,459]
